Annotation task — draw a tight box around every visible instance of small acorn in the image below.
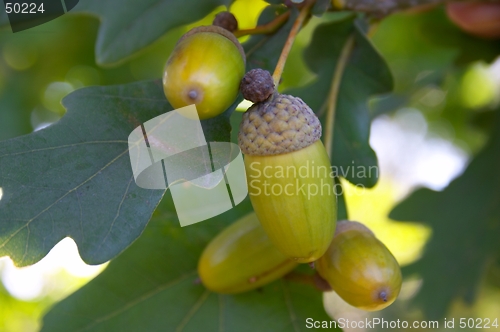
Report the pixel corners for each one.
[238,70,337,263]
[316,220,402,311]
[213,11,238,33]
[163,25,246,120]
[198,213,298,294]
[240,68,275,103]
[446,2,500,39]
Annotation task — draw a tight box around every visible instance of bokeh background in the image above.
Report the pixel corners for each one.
[0,0,499,330]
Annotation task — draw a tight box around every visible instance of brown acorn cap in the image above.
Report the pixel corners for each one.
[238,93,322,156]
[177,25,246,65]
[334,220,375,237]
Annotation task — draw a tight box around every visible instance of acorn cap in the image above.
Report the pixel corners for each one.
[238,93,322,156]
[176,25,246,65]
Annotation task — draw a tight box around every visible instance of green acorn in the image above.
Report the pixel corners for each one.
[238,70,337,263]
[198,213,298,294]
[163,25,245,120]
[316,220,402,311]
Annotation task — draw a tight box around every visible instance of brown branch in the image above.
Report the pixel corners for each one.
[233,11,291,38]
[284,272,333,292]
[340,0,500,17]
[273,0,315,87]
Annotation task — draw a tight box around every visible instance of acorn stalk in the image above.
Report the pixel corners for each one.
[198,213,298,294]
[238,80,337,263]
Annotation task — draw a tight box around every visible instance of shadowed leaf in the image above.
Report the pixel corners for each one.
[0,79,232,266]
[41,196,337,332]
[286,16,393,187]
[72,0,230,65]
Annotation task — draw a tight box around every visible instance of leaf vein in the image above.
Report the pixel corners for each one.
[93,175,134,256]
[0,141,128,159]
[76,271,197,332]
[0,148,129,250]
[282,282,300,332]
[176,289,211,332]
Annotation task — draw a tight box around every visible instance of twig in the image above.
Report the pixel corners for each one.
[284,271,332,291]
[272,0,315,87]
[324,35,355,158]
[340,0,500,17]
[234,11,291,38]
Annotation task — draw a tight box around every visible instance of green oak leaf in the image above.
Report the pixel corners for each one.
[389,111,500,320]
[0,79,233,267]
[263,0,284,5]
[71,0,230,66]
[312,0,332,16]
[286,16,393,187]
[41,195,338,332]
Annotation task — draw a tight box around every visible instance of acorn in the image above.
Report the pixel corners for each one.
[238,70,337,263]
[446,2,500,39]
[316,220,402,311]
[198,213,298,294]
[163,25,246,120]
[213,11,238,33]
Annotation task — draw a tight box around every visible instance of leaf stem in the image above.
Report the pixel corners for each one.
[284,272,332,292]
[272,0,315,87]
[284,272,316,287]
[324,35,355,159]
[233,11,291,38]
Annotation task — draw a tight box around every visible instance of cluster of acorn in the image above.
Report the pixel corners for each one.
[162,12,402,311]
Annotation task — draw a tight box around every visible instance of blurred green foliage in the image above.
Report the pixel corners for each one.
[372,6,500,322]
[371,8,499,153]
[390,111,500,319]
[0,282,48,332]
[0,0,499,330]
[0,14,185,141]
